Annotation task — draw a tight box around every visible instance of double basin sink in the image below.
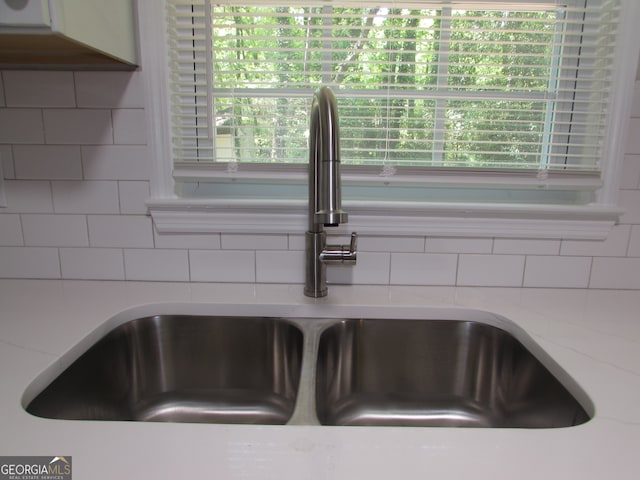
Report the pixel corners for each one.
[24,311,591,428]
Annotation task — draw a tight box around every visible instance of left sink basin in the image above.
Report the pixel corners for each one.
[25,315,304,424]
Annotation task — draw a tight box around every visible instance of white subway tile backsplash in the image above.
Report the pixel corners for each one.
[81,145,150,180]
[189,250,255,282]
[427,237,492,254]
[118,181,150,214]
[3,181,53,213]
[326,264,357,286]
[560,225,631,257]
[618,190,640,224]
[628,226,640,257]
[328,252,391,285]
[632,82,640,117]
[221,233,287,250]
[0,73,5,107]
[88,215,153,248]
[22,214,89,247]
[124,249,189,281]
[75,72,144,108]
[43,109,113,145]
[153,229,221,249]
[524,256,592,288]
[112,109,147,145]
[360,236,425,253]
[0,145,14,179]
[288,234,305,251]
[0,247,60,278]
[627,118,640,154]
[590,257,640,289]
[0,166,5,206]
[0,109,44,144]
[3,71,75,107]
[620,155,640,189]
[457,254,524,287]
[52,180,119,214]
[390,253,457,286]
[13,146,82,180]
[60,248,124,280]
[0,214,23,246]
[256,250,304,283]
[493,238,560,255]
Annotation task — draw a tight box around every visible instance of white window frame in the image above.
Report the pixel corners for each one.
[140,0,640,240]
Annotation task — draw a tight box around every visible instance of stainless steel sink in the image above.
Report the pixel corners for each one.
[25,311,591,428]
[315,319,590,428]
[26,315,303,424]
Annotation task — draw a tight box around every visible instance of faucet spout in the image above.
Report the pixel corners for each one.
[308,86,348,231]
[304,87,357,298]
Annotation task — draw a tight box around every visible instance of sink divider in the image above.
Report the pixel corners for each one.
[286,317,336,426]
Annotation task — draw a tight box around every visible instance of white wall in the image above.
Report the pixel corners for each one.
[1,69,640,288]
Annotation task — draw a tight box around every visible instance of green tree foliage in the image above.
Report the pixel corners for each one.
[211,5,558,168]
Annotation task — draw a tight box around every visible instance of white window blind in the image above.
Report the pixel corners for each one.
[166,0,620,185]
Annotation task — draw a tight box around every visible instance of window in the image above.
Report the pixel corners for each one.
[142,0,638,238]
[169,1,617,174]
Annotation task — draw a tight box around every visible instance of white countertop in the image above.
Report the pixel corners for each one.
[1,279,639,479]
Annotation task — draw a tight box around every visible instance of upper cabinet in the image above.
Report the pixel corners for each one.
[0,0,137,69]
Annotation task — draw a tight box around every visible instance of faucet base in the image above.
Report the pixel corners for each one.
[304,231,328,298]
[304,286,328,298]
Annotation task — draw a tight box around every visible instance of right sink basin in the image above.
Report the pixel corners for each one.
[315,318,591,428]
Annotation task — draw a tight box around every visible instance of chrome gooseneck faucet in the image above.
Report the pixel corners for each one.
[304,86,357,298]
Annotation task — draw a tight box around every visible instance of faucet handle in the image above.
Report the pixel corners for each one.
[319,232,357,265]
[343,232,357,265]
[348,232,358,258]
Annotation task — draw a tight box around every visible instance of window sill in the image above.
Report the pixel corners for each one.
[147,197,621,240]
